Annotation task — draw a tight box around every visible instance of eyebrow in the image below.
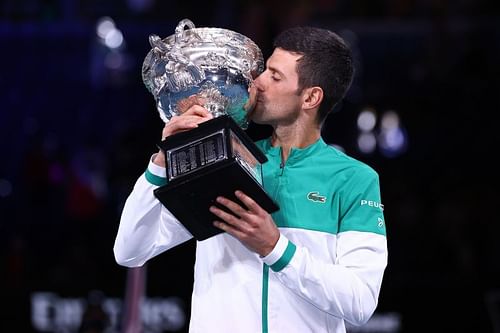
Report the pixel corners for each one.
[265,58,285,74]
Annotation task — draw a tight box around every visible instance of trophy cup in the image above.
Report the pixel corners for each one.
[142,18,279,241]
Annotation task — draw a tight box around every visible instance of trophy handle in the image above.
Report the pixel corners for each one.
[175,18,196,43]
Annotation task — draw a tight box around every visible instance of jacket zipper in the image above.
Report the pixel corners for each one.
[279,147,285,176]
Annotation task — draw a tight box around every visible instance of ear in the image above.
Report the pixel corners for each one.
[302,86,323,111]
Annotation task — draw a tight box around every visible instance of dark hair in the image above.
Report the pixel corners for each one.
[273,26,354,124]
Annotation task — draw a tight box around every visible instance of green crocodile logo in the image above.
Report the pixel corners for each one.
[307,191,326,203]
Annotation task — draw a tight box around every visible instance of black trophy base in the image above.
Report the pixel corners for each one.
[153,159,279,241]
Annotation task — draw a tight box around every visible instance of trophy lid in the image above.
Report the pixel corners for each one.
[141,19,264,126]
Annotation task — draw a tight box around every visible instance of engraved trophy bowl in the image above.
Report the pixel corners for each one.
[141,18,264,129]
[142,19,278,241]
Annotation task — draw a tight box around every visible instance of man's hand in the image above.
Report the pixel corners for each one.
[153,101,212,167]
[160,106,212,139]
[209,190,280,257]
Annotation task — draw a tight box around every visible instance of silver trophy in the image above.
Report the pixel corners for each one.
[142,18,264,129]
[142,19,279,241]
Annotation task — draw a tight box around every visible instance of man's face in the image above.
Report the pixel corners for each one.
[250,48,303,126]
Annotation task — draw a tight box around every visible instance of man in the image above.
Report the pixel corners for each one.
[114,26,388,332]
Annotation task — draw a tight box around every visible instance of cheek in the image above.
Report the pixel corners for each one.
[273,92,300,109]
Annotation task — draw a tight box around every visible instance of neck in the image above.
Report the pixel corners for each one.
[271,122,321,162]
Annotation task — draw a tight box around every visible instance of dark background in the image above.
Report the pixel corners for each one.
[1,1,500,332]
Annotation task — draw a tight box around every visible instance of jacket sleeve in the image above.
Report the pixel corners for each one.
[262,166,388,326]
[113,156,193,267]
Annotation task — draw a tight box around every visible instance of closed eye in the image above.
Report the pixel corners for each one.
[271,72,282,81]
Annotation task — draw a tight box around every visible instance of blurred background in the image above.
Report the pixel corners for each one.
[1,1,499,332]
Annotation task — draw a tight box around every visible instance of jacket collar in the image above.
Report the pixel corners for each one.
[261,137,326,164]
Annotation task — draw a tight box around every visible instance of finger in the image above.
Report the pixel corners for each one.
[192,95,207,107]
[212,220,246,239]
[162,116,199,138]
[215,196,249,219]
[234,190,264,214]
[171,114,209,126]
[183,105,213,119]
[163,111,214,136]
[177,95,206,113]
[209,205,242,227]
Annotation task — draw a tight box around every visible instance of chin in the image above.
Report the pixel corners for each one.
[248,106,266,124]
[248,112,264,124]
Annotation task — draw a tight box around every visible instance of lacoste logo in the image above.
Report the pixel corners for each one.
[307,191,327,203]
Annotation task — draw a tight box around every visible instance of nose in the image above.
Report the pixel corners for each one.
[253,72,265,91]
